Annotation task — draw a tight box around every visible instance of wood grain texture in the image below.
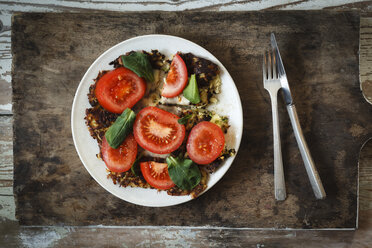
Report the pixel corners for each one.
[360,17,372,104]
[359,17,372,214]
[11,11,370,229]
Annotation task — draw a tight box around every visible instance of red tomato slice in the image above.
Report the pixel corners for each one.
[101,134,137,173]
[161,54,188,98]
[95,67,146,114]
[187,121,225,165]
[133,106,185,154]
[140,161,175,190]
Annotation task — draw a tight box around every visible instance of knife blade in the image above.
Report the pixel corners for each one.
[271,33,293,105]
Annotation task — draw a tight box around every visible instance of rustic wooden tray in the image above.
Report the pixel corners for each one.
[12,11,372,228]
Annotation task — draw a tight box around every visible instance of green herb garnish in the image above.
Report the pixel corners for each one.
[166,155,201,190]
[121,52,154,82]
[105,108,136,149]
[131,156,142,177]
[177,114,192,125]
[183,74,200,104]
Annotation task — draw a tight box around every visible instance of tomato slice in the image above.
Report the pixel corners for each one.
[95,67,146,114]
[161,54,188,98]
[187,121,225,165]
[133,106,185,154]
[101,134,137,173]
[140,161,175,190]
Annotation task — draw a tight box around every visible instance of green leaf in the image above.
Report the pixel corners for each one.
[105,108,136,149]
[131,156,142,177]
[166,155,201,190]
[121,52,154,82]
[177,114,192,125]
[183,74,200,104]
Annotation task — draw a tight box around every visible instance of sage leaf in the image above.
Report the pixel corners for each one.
[105,108,136,149]
[121,53,154,82]
[177,114,192,125]
[183,74,200,104]
[166,155,201,190]
[131,156,142,177]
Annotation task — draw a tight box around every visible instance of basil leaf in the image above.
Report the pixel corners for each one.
[121,53,154,82]
[183,74,200,104]
[166,155,201,190]
[177,114,192,125]
[105,108,136,149]
[131,156,142,177]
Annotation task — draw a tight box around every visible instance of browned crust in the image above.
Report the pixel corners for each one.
[178,52,219,87]
[108,170,151,188]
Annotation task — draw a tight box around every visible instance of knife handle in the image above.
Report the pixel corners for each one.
[287,104,326,199]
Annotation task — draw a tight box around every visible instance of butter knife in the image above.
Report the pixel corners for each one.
[271,33,326,199]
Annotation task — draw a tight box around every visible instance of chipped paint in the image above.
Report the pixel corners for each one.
[0,104,12,112]
[0,196,16,221]
[152,229,201,247]
[19,227,70,248]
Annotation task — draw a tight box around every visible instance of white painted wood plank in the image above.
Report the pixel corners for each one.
[0,196,16,221]
[0,13,12,114]
[0,116,13,211]
[279,0,372,10]
[0,0,369,12]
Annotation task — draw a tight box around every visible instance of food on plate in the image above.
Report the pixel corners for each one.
[183,74,200,104]
[105,108,136,149]
[85,49,235,198]
[133,106,185,154]
[101,134,137,173]
[161,54,188,98]
[187,121,225,165]
[140,161,175,190]
[95,67,146,114]
[166,155,201,190]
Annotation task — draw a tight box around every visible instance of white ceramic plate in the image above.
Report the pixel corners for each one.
[71,35,243,207]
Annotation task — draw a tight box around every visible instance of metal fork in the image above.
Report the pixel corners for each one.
[263,49,286,201]
[271,33,326,199]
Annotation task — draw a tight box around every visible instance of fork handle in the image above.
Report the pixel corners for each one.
[287,104,326,199]
[270,94,286,201]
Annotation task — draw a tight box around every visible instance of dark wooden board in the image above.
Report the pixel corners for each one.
[12,11,371,228]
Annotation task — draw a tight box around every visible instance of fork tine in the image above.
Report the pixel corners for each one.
[272,49,277,79]
[263,53,267,80]
[267,51,272,79]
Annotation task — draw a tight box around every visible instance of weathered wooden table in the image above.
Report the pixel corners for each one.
[1,1,372,247]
